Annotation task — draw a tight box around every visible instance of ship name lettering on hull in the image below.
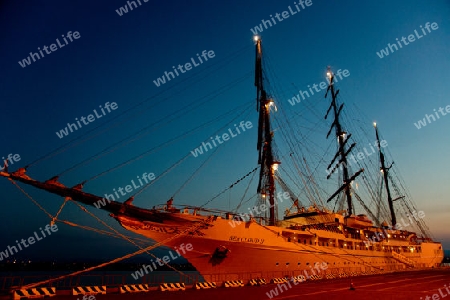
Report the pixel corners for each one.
[229,236,264,244]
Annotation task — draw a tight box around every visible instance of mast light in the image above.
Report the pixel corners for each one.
[326,66,333,78]
[272,162,280,171]
[254,35,260,42]
[266,99,277,112]
[373,122,377,127]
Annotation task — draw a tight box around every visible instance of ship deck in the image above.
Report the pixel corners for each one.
[3,268,448,300]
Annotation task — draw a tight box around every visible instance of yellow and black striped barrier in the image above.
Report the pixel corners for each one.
[72,286,106,296]
[291,275,306,283]
[159,283,186,291]
[270,277,288,284]
[13,287,56,299]
[194,282,217,289]
[119,284,149,293]
[223,280,244,288]
[248,278,267,286]
[309,274,322,280]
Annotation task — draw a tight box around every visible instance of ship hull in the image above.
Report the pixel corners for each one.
[116,212,444,282]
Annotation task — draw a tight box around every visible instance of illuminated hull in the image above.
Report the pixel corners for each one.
[115,211,444,282]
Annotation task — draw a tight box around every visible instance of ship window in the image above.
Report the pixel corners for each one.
[298,262,301,265]
[276,262,279,266]
[286,263,289,266]
[306,262,310,265]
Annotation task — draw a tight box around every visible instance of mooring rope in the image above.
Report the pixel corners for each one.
[8,178,210,289]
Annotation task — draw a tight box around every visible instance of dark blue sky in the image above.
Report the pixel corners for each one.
[1,0,449,262]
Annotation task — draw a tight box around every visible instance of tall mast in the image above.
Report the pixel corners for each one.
[373,123,396,226]
[325,68,363,215]
[254,36,278,226]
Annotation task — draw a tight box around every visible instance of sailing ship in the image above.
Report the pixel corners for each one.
[1,36,443,283]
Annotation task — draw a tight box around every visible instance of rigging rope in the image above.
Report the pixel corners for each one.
[58,73,252,178]
[26,44,253,170]
[172,145,222,199]
[51,197,70,226]
[233,169,257,213]
[131,104,253,199]
[70,200,191,277]
[133,153,191,198]
[21,216,212,289]
[8,179,53,219]
[8,178,207,289]
[290,153,315,206]
[200,167,259,208]
[86,101,252,183]
[8,178,150,244]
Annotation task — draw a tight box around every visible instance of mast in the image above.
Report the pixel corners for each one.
[254,36,278,226]
[324,68,363,215]
[373,123,396,226]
